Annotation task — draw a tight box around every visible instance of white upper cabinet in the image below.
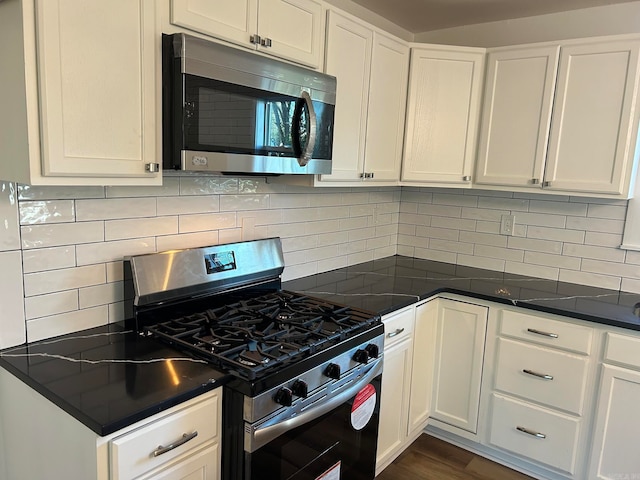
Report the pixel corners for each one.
[171,0,323,68]
[475,45,560,188]
[476,37,640,197]
[545,39,640,195]
[401,46,485,186]
[319,10,409,185]
[0,0,161,186]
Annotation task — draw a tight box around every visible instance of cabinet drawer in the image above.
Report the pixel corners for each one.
[499,309,593,354]
[111,391,220,480]
[488,394,580,474]
[604,332,640,369]
[382,308,414,348]
[494,338,589,415]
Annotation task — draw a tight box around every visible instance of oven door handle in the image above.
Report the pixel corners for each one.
[246,359,383,453]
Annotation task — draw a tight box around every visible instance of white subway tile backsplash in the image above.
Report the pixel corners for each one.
[432,193,479,207]
[26,305,108,342]
[566,216,625,234]
[413,247,457,263]
[18,185,104,201]
[584,231,623,247]
[106,261,124,283]
[430,216,477,231]
[220,194,269,211]
[474,245,525,263]
[179,212,237,233]
[416,226,459,241]
[76,238,155,266]
[156,231,220,252]
[105,217,178,241]
[515,212,566,228]
[19,200,75,225]
[25,290,78,320]
[586,203,627,220]
[459,231,507,248]
[477,196,529,212]
[79,282,124,309]
[0,251,25,348]
[429,238,474,255]
[21,221,104,249]
[106,177,180,198]
[458,254,505,271]
[156,195,220,216]
[621,278,640,294]
[507,236,562,254]
[109,302,126,323]
[523,251,581,270]
[581,258,640,279]
[505,261,559,281]
[562,243,625,262]
[24,264,106,297]
[270,193,310,209]
[528,199,587,216]
[76,198,156,221]
[526,225,585,243]
[22,246,76,273]
[417,203,462,218]
[179,176,239,195]
[461,207,507,222]
[0,182,20,251]
[559,269,621,290]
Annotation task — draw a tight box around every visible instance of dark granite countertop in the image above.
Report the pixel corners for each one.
[3,255,640,439]
[283,255,640,331]
[0,322,228,436]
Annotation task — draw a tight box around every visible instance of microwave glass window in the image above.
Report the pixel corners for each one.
[183,75,332,160]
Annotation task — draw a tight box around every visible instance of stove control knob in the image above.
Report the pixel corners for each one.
[291,380,309,398]
[365,343,380,359]
[325,363,341,379]
[353,348,369,364]
[274,387,293,407]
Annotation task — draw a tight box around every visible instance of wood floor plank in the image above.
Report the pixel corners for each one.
[376,434,534,480]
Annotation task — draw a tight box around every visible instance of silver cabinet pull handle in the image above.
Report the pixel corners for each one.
[523,369,553,380]
[516,426,546,439]
[152,431,198,457]
[250,34,261,45]
[543,181,552,187]
[387,328,405,338]
[527,328,558,338]
[260,37,273,47]
[531,178,540,184]
[462,175,471,181]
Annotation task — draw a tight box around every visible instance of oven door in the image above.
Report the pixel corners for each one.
[245,363,382,480]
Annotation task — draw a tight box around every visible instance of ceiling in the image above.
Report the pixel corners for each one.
[349,0,640,33]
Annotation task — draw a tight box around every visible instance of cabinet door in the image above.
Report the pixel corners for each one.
[588,365,640,479]
[376,337,413,471]
[545,39,640,195]
[431,298,488,433]
[171,0,258,48]
[320,11,371,182]
[36,0,160,182]
[258,0,323,68]
[407,300,436,436]
[362,32,409,182]
[402,47,484,185]
[475,46,559,188]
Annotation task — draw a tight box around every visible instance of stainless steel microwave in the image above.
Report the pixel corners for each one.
[162,33,336,175]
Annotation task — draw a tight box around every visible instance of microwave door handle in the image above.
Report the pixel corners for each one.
[293,91,317,167]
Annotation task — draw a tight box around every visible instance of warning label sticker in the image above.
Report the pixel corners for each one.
[315,461,341,480]
[350,383,376,430]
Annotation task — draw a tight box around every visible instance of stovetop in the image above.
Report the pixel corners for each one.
[143,290,381,381]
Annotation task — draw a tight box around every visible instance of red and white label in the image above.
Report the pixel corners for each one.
[315,461,341,480]
[350,383,376,430]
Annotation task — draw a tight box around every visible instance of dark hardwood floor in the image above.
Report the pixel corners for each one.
[376,434,534,480]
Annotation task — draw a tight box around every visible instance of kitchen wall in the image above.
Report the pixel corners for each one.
[398,187,639,292]
[0,176,400,347]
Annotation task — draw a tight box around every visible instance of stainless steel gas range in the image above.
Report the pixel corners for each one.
[125,238,384,480]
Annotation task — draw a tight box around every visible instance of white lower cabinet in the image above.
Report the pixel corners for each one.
[376,300,436,474]
[430,298,488,436]
[588,333,640,479]
[0,366,222,480]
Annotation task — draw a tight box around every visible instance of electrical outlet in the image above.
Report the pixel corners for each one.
[500,214,515,235]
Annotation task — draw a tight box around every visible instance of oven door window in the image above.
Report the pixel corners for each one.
[183,75,333,160]
[246,376,380,480]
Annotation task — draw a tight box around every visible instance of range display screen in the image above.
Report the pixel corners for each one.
[204,251,236,274]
